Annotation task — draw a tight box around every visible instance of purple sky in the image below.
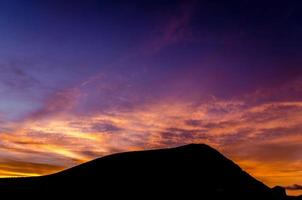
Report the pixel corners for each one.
[0,0,302,195]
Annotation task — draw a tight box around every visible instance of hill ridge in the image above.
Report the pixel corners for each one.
[0,143,298,200]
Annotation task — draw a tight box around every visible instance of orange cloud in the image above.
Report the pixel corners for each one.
[0,160,64,177]
[0,97,301,195]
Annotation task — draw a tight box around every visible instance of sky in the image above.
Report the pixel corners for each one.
[0,0,302,195]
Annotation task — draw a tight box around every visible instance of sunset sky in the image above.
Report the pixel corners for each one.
[0,0,302,195]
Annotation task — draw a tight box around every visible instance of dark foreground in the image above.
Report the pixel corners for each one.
[0,144,301,199]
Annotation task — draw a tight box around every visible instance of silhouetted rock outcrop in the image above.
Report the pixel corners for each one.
[272,186,287,199]
[0,144,299,199]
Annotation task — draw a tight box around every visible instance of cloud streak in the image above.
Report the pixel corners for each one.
[1,73,302,196]
[0,1,301,196]
[0,91,302,191]
[286,184,302,190]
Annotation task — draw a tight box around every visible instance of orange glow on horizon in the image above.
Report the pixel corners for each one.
[0,99,301,195]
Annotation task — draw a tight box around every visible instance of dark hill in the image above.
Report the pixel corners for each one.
[0,144,294,199]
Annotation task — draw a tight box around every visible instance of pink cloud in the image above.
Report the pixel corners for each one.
[144,1,196,54]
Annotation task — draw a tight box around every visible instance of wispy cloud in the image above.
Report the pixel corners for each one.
[286,184,302,190]
[144,0,196,54]
[0,159,64,177]
[0,70,301,198]
[1,90,302,187]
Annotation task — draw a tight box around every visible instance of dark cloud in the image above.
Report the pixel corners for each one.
[185,119,202,127]
[255,125,302,141]
[0,64,40,92]
[28,88,80,119]
[285,184,302,190]
[79,150,102,159]
[157,127,208,147]
[90,122,122,133]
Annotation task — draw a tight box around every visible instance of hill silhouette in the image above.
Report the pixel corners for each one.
[0,144,299,199]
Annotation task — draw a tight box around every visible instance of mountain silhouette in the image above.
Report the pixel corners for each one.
[0,144,299,199]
